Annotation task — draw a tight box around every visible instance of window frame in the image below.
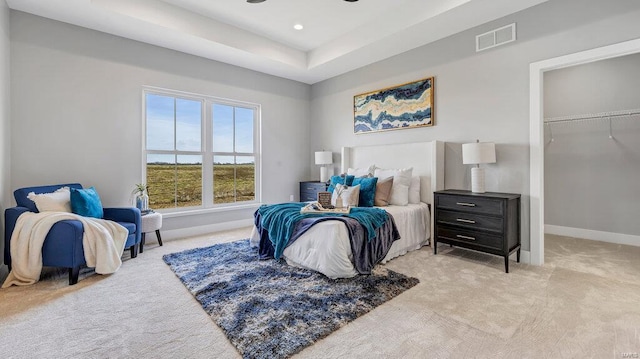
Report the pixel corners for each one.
[142,86,261,214]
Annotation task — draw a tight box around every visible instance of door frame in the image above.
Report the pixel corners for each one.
[529,38,640,265]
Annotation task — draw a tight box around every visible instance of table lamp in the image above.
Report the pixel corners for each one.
[462,140,496,193]
[315,151,333,182]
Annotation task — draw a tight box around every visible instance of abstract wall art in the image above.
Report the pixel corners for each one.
[354,77,434,134]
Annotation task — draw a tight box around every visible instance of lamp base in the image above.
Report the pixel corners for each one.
[471,167,486,193]
[320,166,329,183]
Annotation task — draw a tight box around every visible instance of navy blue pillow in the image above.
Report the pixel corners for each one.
[352,177,378,207]
[70,187,104,219]
[328,175,355,193]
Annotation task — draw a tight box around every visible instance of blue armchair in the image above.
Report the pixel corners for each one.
[4,183,142,285]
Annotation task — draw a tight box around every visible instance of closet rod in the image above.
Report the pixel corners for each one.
[544,108,640,124]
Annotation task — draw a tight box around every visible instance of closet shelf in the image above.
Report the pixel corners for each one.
[544,108,640,141]
[544,108,640,124]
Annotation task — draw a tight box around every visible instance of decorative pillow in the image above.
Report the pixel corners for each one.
[374,167,413,206]
[408,176,421,204]
[70,187,104,219]
[327,174,355,193]
[389,184,410,206]
[352,176,378,207]
[27,187,72,213]
[347,165,375,177]
[374,176,394,206]
[331,184,360,207]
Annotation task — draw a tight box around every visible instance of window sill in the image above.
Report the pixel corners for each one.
[159,203,263,219]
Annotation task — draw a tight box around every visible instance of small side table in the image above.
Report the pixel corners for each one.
[140,211,163,253]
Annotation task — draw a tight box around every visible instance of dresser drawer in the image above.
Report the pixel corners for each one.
[436,194,503,216]
[300,183,326,192]
[300,182,327,202]
[436,226,503,250]
[437,210,503,233]
[300,190,320,202]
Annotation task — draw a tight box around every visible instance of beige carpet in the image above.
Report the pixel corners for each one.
[0,230,639,358]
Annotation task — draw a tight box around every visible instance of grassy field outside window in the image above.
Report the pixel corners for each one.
[144,89,259,211]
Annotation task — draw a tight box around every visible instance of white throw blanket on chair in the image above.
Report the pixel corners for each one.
[2,212,129,288]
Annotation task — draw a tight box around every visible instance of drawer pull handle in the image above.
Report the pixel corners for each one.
[456,218,476,224]
[456,234,476,241]
[456,202,476,207]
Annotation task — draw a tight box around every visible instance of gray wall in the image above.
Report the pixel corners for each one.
[7,0,640,252]
[310,0,640,251]
[10,11,311,233]
[544,53,640,236]
[0,0,9,269]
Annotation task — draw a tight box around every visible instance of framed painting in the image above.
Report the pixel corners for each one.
[354,77,434,134]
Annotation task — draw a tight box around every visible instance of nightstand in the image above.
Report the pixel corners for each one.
[433,189,521,273]
[299,181,328,202]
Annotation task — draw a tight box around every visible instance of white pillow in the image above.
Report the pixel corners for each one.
[374,167,413,205]
[389,184,410,206]
[408,176,421,204]
[27,186,72,212]
[347,165,375,177]
[331,184,361,207]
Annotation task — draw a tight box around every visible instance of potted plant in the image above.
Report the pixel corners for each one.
[132,183,149,212]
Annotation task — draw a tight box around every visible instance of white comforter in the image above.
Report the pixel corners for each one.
[251,203,430,278]
[2,212,129,288]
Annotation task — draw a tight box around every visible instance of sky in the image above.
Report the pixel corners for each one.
[146,93,254,165]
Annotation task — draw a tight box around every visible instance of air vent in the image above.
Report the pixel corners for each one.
[476,23,516,52]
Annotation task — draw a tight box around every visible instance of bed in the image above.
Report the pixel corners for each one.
[251,141,445,278]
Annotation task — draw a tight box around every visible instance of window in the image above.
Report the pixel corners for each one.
[212,104,256,204]
[144,89,259,211]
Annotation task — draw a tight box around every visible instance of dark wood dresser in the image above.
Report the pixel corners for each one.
[433,189,521,273]
[299,181,328,202]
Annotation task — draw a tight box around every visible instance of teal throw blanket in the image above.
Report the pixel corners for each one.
[257,202,389,260]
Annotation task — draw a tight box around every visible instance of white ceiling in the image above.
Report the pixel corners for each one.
[6,0,548,84]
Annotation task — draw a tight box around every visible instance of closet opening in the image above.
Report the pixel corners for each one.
[542,55,640,274]
[529,39,640,265]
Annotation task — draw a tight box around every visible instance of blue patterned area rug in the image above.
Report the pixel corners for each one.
[163,239,419,359]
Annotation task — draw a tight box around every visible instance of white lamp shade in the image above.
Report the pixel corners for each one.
[315,151,333,165]
[462,142,496,165]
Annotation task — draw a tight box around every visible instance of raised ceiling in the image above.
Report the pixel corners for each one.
[7,0,548,84]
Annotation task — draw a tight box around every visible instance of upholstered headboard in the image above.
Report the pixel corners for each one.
[341,141,445,237]
[341,141,444,204]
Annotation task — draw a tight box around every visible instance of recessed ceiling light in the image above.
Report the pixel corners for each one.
[293,24,304,30]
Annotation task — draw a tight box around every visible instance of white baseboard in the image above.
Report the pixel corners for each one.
[161,219,254,241]
[545,224,640,247]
